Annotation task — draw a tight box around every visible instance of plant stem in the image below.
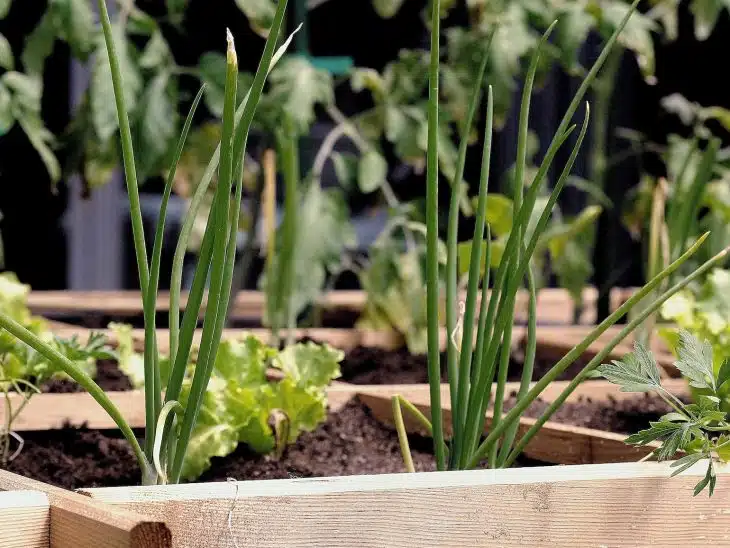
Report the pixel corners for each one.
[224,168,265,329]
[446,46,490,466]
[96,0,156,460]
[170,31,239,482]
[96,0,149,293]
[470,237,724,469]
[281,119,299,347]
[392,396,415,473]
[425,0,446,472]
[589,46,620,321]
[496,263,537,466]
[147,86,205,464]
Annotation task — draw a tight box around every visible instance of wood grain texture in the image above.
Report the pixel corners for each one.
[532,324,678,376]
[0,490,49,548]
[3,379,684,433]
[358,387,655,465]
[0,470,170,548]
[82,461,730,547]
[47,323,405,354]
[28,287,630,324]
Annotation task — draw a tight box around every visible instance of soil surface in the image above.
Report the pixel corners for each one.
[37,334,587,393]
[338,344,577,385]
[40,359,133,393]
[3,394,669,491]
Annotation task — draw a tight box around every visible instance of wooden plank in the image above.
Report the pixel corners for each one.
[356,380,688,465]
[82,461,730,547]
[0,490,49,548]
[0,379,688,433]
[0,384,358,432]
[358,386,654,465]
[46,323,405,354]
[27,290,363,319]
[0,470,170,548]
[532,324,678,376]
[28,287,629,324]
[1,390,147,431]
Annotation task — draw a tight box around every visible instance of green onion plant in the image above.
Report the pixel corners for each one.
[0,0,295,485]
[392,0,730,473]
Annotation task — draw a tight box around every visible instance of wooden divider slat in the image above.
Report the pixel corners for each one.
[28,287,631,324]
[357,384,659,465]
[0,490,49,548]
[0,470,170,547]
[0,379,688,433]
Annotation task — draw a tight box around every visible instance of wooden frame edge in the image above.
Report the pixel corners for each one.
[0,470,170,548]
[29,287,633,325]
[0,490,50,548]
[80,461,730,547]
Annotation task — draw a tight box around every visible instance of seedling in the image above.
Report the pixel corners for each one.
[599,331,730,496]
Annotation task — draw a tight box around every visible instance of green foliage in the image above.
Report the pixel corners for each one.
[0,272,116,465]
[0,272,113,383]
[234,0,276,37]
[113,330,342,480]
[457,184,602,305]
[263,180,356,331]
[0,71,60,183]
[261,57,333,133]
[356,207,446,354]
[659,269,730,407]
[598,332,730,496]
[0,33,12,71]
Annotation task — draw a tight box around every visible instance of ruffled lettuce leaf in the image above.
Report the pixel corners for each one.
[177,336,342,480]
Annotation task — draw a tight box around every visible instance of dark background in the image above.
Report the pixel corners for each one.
[1,0,728,320]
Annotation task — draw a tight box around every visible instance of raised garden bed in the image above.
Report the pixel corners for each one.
[2,361,727,547]
[1,379,689,484]
[1,296,703,547]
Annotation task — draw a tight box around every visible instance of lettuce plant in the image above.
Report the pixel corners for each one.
[598,331,730,496]
[112,329,341,480]
[0,272,116,465]
[389,0,730,479]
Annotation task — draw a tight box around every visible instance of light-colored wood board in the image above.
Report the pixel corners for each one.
[28,287,630,324]
[48,320,674,371]
[0,470,170,547]
[82,461,730,548]
[355,378,688,405]
[0,390,147,431]
[0,490,49,548]
[27,290,363,318]
[47,323,405,353]
[0,379,688,433]
[358,388,653,465]
[532,324,678,376]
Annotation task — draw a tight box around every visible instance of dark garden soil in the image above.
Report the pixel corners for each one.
[38,335,586,394]
[338,344,585,385]
[3,393,671,491]
[40,359,133,393]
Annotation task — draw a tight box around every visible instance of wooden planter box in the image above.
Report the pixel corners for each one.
[4,288,707,546]
[0,379,688,464]
[3,460,727,547]
[79,461,730,547]
[2,372,716,546]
